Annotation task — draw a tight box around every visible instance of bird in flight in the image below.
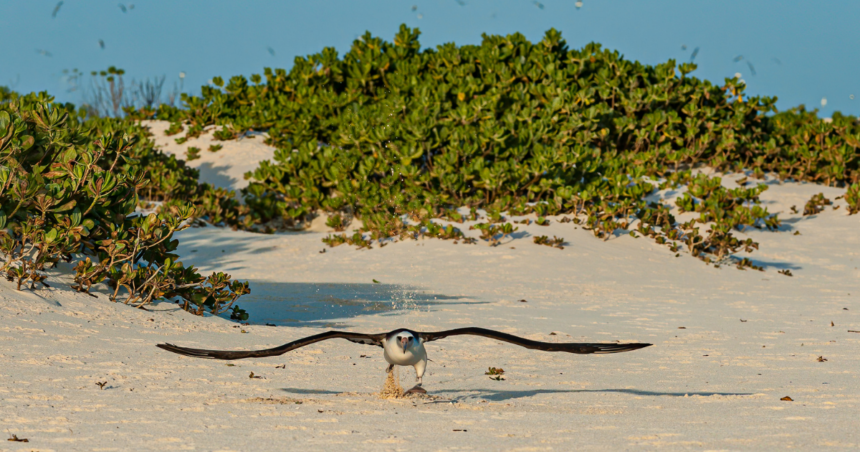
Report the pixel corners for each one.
[746,61,756,76]
[689,47,700,62]
[158,327,651,395]
[51,1,63,18]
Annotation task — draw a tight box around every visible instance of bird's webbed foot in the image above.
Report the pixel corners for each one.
[404,385,427,395]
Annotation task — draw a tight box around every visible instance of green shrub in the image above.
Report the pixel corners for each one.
[125,25,860,266]
[0,91,249,315]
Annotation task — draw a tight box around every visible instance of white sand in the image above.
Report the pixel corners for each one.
[141,120,276,195]
[1,124,858,450]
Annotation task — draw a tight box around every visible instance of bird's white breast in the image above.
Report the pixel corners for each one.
[383,340,427,366]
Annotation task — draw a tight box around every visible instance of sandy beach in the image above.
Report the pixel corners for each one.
[1,122,858,451]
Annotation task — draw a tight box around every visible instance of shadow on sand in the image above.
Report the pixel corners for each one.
[221,281,480,328]
[428,387,755,402]
[276,386,754,402]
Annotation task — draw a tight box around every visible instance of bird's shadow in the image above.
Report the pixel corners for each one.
[280,387,344,395]
[432,388,754,402]
[278,387,753,402]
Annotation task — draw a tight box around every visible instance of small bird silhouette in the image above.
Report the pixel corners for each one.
[51,1,63,18]
[36,49,53,57]
[99,39,105,49]
[533,1,544,9]
[733,55,744,62]
[746,61,756,76]
[118,3,126,13]
[690,47,700,62]
[267,46,275,56]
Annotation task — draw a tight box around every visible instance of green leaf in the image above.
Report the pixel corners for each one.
[19,135,34,150]
[71,207,81,227]
[51,199,76,212]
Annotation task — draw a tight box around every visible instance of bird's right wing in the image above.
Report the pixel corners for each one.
[419,327,651,354]
[157,330,385,360]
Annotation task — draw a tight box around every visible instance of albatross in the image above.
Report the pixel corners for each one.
[157,327,651,394]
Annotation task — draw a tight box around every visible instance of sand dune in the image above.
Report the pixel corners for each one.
[1,125,858,450]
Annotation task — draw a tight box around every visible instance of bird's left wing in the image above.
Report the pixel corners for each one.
[418,327,651,354]
[157,330,385,360]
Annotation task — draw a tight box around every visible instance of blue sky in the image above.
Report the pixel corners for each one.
[2,0,858,116]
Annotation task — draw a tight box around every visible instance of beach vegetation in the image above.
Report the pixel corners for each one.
[0,91,249,316]
[132,25,858,269]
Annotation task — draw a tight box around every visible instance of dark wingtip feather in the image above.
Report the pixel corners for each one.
[593,343,652,354]
[156,343,217,358]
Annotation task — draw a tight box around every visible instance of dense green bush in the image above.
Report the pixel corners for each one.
[133,25,860,266]
[0,91,249,318]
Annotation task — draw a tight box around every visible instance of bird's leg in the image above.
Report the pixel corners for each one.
[404,359,427,395]
[386,364,394,373]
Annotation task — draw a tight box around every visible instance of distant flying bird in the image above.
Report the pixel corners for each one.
[746,61,756,76]
[118,3,126,13]
[36,49,52,57]
[533,1,544,9]
[157,327,652,394]
[51,1,63,18]
[411,5,417,11]
[733,55,744,62]
[681,44,687,51]
[690,47,700,62]
[267,46,275,56]
[99,39,105,49]
[455,0,465,5]
[575,1,583,9]
[772,58,782,65]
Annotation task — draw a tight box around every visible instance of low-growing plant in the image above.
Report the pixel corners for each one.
[846,183,860,215]
[0,91,249,316]
[325,213,347,231]
[164,121,183,136]
[803,193,831,216]
[533,235,564,249]
[186,146,201,161]
[208,144,223,152]
[470,222,518,246]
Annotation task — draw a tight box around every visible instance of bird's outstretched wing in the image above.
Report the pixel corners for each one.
[418,327,651,354]
[157,331,385,360]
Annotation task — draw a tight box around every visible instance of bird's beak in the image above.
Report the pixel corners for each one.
[400,337,408,353]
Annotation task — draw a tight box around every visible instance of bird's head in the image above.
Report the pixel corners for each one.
[396,332,415,354]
